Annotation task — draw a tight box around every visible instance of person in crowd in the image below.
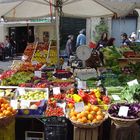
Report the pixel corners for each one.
[4,35,12,58]
[96,32,108,65]
[121,33,131,46]
[10,36,16,57]
[107,37,115,47]
[65,35,74,58]
[76,29,86,47]
[96,32,108,50]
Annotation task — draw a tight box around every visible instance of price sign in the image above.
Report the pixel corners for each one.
[56,102,66,114]
[20,100,30,108]
[32,61,38,65]
[127,79,139,86]
[17,88,25,95]
[0,92,4,97]
[10,100,18,109]
[78,81,87,89]
[53,87,61,95]
[112,95,121,101]
[118,106,129,117]
[34,71,42,78]
[74,102,84,112]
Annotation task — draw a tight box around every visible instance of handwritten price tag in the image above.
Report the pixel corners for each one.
[34,71,42,78]
[17,88,25,95]
[74,102,84,112]
[118,106,129,117]
[78,81,87,89]
[53,87,61,95]
[112,95,121,101]
[20,100,30,108]
[127,79,139,86]
[10,100,18,109]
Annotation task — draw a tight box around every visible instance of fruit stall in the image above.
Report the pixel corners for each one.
[0,46,140,140]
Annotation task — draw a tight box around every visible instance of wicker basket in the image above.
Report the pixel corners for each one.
[70,115,108,129]
[0,114,16,127]
[108,113,140,127]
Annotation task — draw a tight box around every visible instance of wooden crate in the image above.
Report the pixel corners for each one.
[73,127,99,140]
[110,123,139,140]
[0,119,15,140]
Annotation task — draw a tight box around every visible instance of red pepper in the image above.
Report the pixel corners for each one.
[65,98,75,104]
[78,90,86,98]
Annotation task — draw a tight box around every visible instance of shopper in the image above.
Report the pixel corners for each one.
[76,29,86,47]
[96,32,108,66]
[65,35,74,58]
[107,38,115,47]
[121,33,131,46]
[96,32,108,50]
[4,36,12,58]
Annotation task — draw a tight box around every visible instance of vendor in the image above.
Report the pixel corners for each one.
[121,33,131,46]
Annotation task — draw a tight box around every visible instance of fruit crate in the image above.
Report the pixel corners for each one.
[17,100,46,116]
[0,119,15,140]
[74,127,99,140]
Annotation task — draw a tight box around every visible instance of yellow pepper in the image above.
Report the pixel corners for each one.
[73,94,82,102]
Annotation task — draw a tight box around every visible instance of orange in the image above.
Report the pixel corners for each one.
[7,107,13,112]
[84,106,91,112]
[96,115,103,121]
[92,106,99,112]
[96,110,102,115]
[4,104,10,109]
[71,116,77,121]
[81,111,88,117]
[87,114,94,121]
[4,111,12,116]
[90,111,96,116]
[81,117,87,123]
[0,107,5,112]
[92,119,98,123]
[77,113,82,119]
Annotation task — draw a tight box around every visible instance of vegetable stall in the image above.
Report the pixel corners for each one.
[0,43,140,140]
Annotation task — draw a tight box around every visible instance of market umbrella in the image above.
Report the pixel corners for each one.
[0,0,115,64]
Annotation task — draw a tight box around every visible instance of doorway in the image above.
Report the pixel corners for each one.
[9,26,34,54]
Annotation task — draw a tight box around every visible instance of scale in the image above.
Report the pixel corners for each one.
[25,131,44,140]
[76,45,91,67]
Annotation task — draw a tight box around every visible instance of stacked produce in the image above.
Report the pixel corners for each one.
[121,84,140,102]
[0,98,16,117]
[17,90,47,100]
[69,104,106,126]
[0,71,34,86]
[108,103,140,119]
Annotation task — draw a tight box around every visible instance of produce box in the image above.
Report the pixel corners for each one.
[16,87,49,101]
[17,100,46,115]
[74,127,99,140]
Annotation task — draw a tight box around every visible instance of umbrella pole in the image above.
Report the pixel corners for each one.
[55,7,60,67]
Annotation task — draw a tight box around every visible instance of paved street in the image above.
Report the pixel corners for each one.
[0,59,13,71]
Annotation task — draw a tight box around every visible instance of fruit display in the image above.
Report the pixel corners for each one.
[17,89,48,100]
[53,70,73,79]
[121,84,140,102]
[69,105,105,124]
[0,89,16,99]
[23,43,36,61]
[45,106,64,117]
[0,71,34,86]
[0,70,16,80]
[0,98,16,118]
[18,62,43,71]
[108,103,140,119]
[32,45,58,65]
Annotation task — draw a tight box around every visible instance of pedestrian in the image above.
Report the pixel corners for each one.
[65,35,74,58]
[96,32,108,66]
[4,36,12,58]
[96,32,108,50]
[76,29,86,47]
[121,33,131,46]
